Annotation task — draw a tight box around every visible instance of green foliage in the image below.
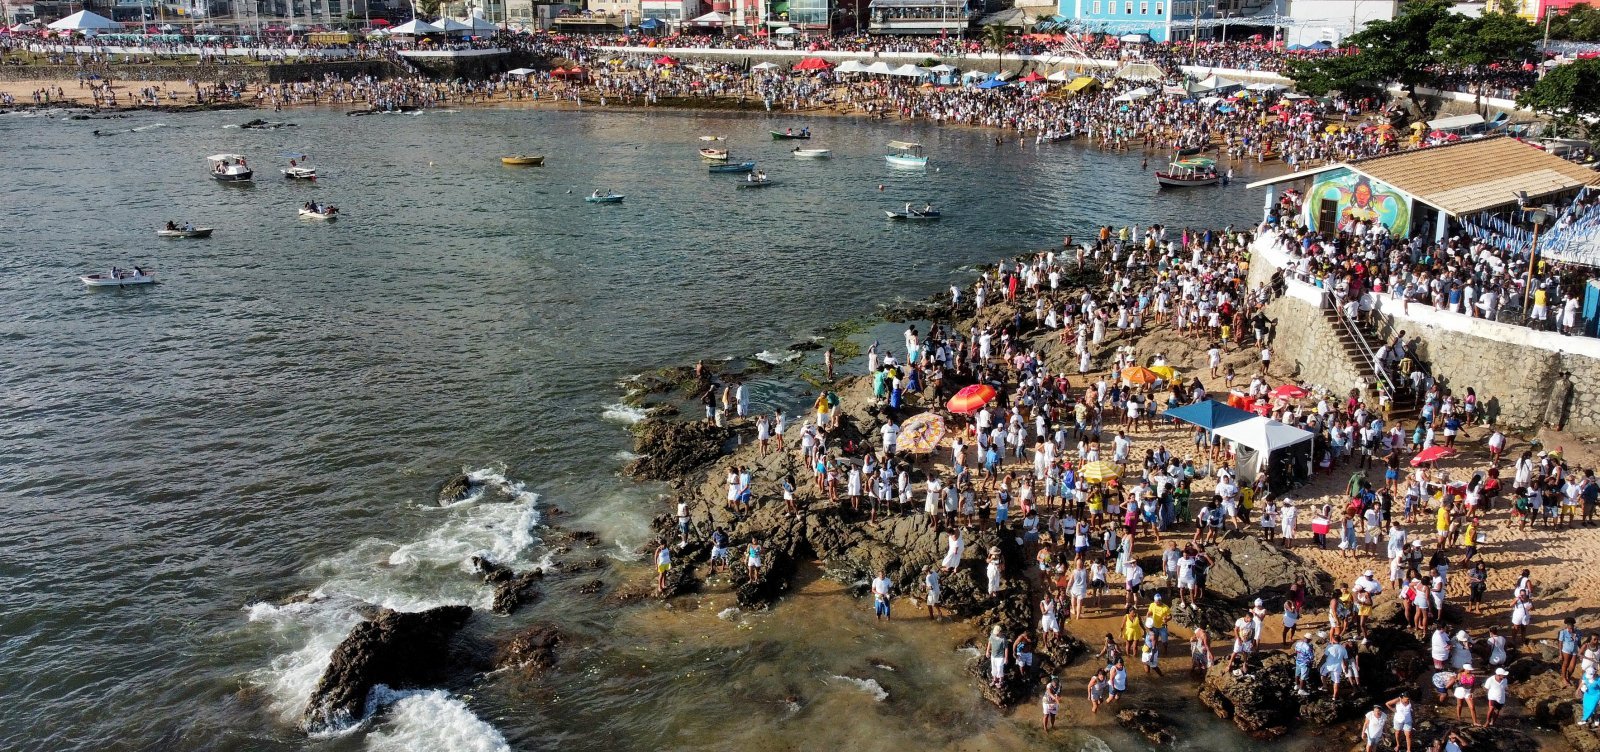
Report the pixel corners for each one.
[1545,3,1600,41]
[1433,12,1537,67]
[1496,0,1520,15]
[983,24,1009,52]
[1516,58,1600,136]
[414,0,444,19]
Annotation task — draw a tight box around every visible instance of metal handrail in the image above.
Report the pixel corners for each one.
[1324,291,1399,403]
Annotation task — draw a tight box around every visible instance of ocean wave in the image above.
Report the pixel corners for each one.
[363,687,509,752]
[601,403,649,425]
[829,675,889,702]
[1078,735,1113,752]
[246,467,543,730]
[611,449,641,462]
[754,349,802,364]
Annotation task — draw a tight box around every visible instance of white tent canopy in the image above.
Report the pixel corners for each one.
[961,69,992,79]
[864,61,895,75]
[690,11,731,24]
[751,61,779,70]
[1111,86,1153,102]
[433,17,472,31]
[1213,417,1314,453]
[929,63,958,72]
[1198,74,1241,91]
[1046,70,1071,82]
[463,16,499,31]
[889,63,930,77]
[48,10,120,30]
[507,67,537,77]
[835,60,871,73]
[389,19,443,34]
[1245,81,1285,92]
[774,26,799,34]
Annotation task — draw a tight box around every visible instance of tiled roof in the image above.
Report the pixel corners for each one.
[1347,136,1600,216]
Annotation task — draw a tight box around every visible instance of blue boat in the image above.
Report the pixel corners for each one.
[585,191,624,203]
[709,161,756,174]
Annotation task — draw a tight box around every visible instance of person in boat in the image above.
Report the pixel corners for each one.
[905,202,913,214]
[111,266,121,279]
[133,266,145,277]
[923,203,934,214]
[591,190,602,199]
[165,220,178,231]
[182,221,193,232]
[801,127,810,137]
[786,128,794,135]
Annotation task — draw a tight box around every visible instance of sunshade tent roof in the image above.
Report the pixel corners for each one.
[1163,400,1256,431]
[48,10,120,30]
[1213,417,1314,453]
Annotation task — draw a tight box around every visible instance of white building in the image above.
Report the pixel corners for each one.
[1281,0,1397,46]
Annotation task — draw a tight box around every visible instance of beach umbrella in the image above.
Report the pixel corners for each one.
[793,57,833,72]
[1079,461,1119,483]
[654,55,678,66]
[1148,365,1178,381]
[1121,366,1160,385]
[897,413,947,454]
[1018,71,1048,83]
[1410,446,1457,466]
[1270,384,1309,400]
[946,383,997,414]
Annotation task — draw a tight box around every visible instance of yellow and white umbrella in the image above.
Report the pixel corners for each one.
[897,413,947,454]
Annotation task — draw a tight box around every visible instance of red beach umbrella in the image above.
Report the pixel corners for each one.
[946,384,997,414]
[654,55,678,66]
[1410,446,1456,466]
[793,56,833,72]
[1270,384,1309,400]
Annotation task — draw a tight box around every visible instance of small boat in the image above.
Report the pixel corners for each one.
[698,135,726,141]
[885,140,928,168]
[885,207,942,220]
[240,118,295,130]
[207,153,253,182]
[709,161,757,174]
[585,191,625,203]
[501,155,545,166]
[771,129,812,140]
[156,227,214,238]
[737,176,779,189]
[699,148,730,161]
[1175,144,1206,157]
[299,205,340,220]
[81,267,156,287]
[282,166,317,180]
[792,148,832,159]
[1155,156,1221,187]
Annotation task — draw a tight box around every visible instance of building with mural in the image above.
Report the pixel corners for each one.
[1248,137,1600,241]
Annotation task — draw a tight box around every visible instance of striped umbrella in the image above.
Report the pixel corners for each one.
[1079,461,1120,483]
[946,383,997,414]
[896,413,947,454]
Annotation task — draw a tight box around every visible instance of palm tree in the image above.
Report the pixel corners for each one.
[983,23,1009,53]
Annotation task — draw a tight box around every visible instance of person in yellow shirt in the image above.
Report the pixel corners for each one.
[1435,503,1451,547]
[1147,594,1173,655]
[1532,286,1550,326]
[1121,606,1145,656]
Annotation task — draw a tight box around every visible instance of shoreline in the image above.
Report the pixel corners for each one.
[616,243,1590,751]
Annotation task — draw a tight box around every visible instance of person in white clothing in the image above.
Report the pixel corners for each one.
[1484,668,1509,725]
[1362,705,1387,752]
[1386,694,1415,752]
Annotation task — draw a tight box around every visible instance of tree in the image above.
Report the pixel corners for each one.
[983,24,1010,53]
[1496,0,1520,15]
[1546,3,1600,41]
[414,0,443,19]
[1284,0,1455,109]
[1517,58,1600,136]
[1433,12,1537,68]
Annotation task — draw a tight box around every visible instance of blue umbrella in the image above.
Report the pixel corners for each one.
[977,77,1010,89]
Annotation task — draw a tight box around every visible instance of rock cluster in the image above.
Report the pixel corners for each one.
[301,605,473,734]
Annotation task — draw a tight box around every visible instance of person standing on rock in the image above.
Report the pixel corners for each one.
[745,537,763,582]
[1041,676,1062,730]
[756,413,771,456]
[987,625,1009,689]
[654,542,672,596]
[1361,705,1388,752]
[1386,694,1415,752]
[1580,666,1600,727]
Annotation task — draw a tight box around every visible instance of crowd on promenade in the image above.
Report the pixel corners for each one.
[681,215,1600,744]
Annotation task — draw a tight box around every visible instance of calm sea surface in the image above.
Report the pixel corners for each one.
[0,104,1268,751]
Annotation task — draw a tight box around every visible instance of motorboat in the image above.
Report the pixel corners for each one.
[299,203,340,220]
[282,165,317,180]
[207,153,253,182]
[501,155,545,166]
[699,148,730,161]
[240,118,295,130]
[709,161,756,174]
[1155,156,1221,187]
[156,226,213,238]
[737,173,778,188]
[885,140,928,168]
[771,129,812,140]
[698,135,726,141]
[886,206,942,220]
[791,148,831,158]
[585,191,625,203]
[82,267,156,287]
[1175,143,1207,157]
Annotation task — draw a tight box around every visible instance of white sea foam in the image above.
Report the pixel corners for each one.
[363,687,509,752]
[601,403,649,424]
[1078,735,1113,752]
[717,607,741,621]
[246,467,542,731]
[131,123,166,132]
[754,349,802,364]
[611,450,641,462]
[956,646,981,659]
[830,675,889,702]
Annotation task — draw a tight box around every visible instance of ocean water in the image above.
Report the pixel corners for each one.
[0,104,1266,751]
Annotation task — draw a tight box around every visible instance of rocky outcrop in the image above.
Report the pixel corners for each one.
[1118,707,1178,746]
[438,473,478,505]
[494,624,561,673]
[626,418,735,481]
[470,556,544,616]
[1198,532,1333,604]
[301,605,473,733]
[1198,650,1374,740]
[1511,659,1581,726]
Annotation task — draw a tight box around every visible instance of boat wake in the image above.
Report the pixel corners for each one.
[243,467,542,741]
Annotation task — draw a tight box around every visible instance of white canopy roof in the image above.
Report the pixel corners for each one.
[389,19,443,34]
[961,69,991,79]
[463,16,498,30]
[1198,74,1241,90]
[774,26,799,34]
[1213,417,1314,453]
[889,63,930,77]
[835,60,871,73]
[864,61,895,75]
[206,153,245,162]
[48,10,119,30]
[1046,70,1071,82]
[1245,81,1285,92]
[433,17,472,31]
[507,67,537,76]
[1111,86,1153,102]
[751,61,779,70]
[690,11,731,24]
[929,63,958,72]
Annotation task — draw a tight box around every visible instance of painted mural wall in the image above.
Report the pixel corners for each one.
[1304,167,1413,236]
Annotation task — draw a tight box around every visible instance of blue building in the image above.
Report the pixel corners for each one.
[1056,0,1213,42]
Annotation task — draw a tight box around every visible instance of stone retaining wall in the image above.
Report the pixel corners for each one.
[0,60,397,84]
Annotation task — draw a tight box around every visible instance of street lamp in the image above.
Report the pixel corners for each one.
[1515,190,1551,320]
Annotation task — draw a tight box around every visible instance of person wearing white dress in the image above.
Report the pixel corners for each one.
[941,530,965,572]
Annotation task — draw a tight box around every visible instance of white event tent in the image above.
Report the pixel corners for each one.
[48,10,120,30]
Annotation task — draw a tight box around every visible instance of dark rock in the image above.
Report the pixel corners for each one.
[494,624,561,672]
[1200,533,1333,604]
[569,530,601,547]
[301,605,472,733]
[438,473,478,505]
[1512,662,1580,726]
[1118,707,1177,746]
[1412,720,1541,752]
[1198,653,1298,739]
[788,340,823,352]
[626,418,735,481]
[491,571,543,616]
[576,579,605,594]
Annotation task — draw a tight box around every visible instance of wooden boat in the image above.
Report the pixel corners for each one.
[885,140,928,168]
[791,148,831,158]
[82,268,156,287]
[1155,156,1220,187]
[156,227,214,238]
[771,129,811,140]
[207,153,253,182]
[699,148,730,161]
[709,161,757,174]
[585,192,625,203]
[501,155,545,166]
[885,208,941,220]
[1175,144,1206,156]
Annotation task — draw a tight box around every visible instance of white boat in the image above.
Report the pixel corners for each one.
[299,205,340,220]
[1155,156,1221,187]
[282,165,317,180]
[792,148,832,158]
[885,207,941,220]
[585,192,625,203]
[82,267,156,287]
[207,153,253,182]
[156,227,213,238]
[698,135,726,141]
[885,140,928,168]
